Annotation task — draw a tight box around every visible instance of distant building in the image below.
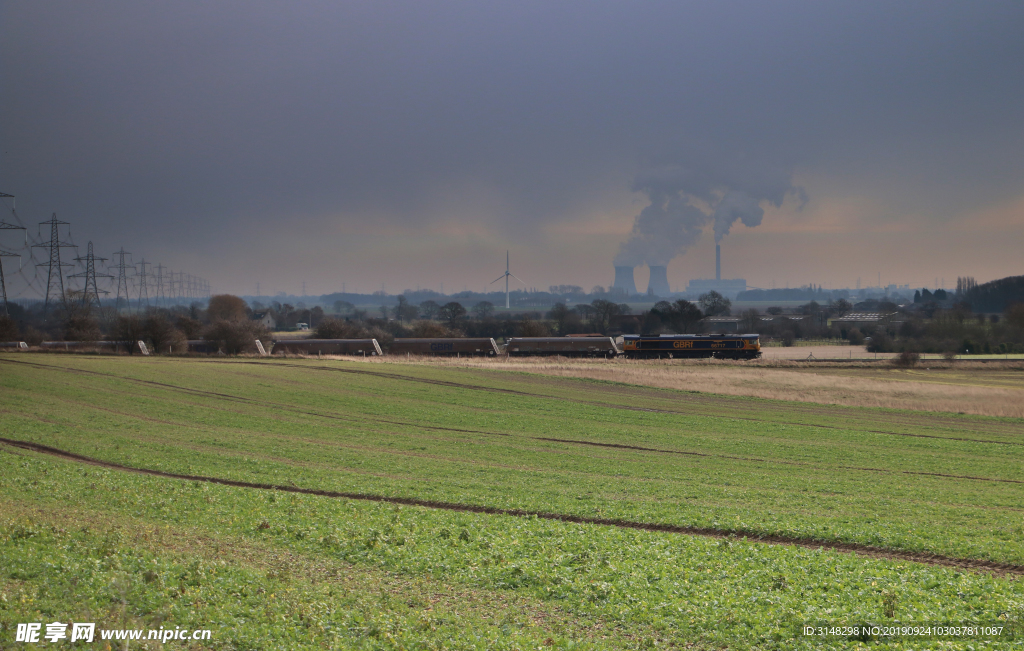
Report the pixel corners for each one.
[252,311,276,329]
[827,312,897,329]
[703,317,740,332]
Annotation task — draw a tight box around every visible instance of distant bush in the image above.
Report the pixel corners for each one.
[22,325,44,346]
[516,317,551,337]
[110,315,146,353]
[891,351,920,368]
[866,333,895,352]
[0,315,19,341]
[203,320,268,355]
[410,321,453,338]
[314,318,366,339]
[847,328,865,346]
[63,315,101,342]
[176,316,203,339]
[366,325,393,350]
[142,314,188,354]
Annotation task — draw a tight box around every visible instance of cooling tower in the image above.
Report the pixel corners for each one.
[716,244,721,281]
[647,265,670,297]
[612,265,638,295]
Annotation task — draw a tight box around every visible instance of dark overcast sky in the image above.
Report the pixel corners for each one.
[2,1,1022,296]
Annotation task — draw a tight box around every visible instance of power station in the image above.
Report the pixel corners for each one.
[686,243,746,298]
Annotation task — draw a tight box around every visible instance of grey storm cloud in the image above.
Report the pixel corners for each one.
[1,1,1023,291]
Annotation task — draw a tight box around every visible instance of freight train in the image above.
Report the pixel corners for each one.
[620,334,761,359]
[7,334,761,361]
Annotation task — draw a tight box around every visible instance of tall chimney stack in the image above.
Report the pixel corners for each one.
[716,244,721,281]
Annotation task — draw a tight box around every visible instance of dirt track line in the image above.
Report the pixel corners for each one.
[6,357,1021,485]
[533,437,1024,484]
[2,436,1020,577]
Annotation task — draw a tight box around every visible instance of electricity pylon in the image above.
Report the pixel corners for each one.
[32,213,76,314]
[111,247,134,314]
[69,242,112,311]
[0,246,19,316]
[155,264,166,306]
[137,259,151,309]
[0,218,26,316]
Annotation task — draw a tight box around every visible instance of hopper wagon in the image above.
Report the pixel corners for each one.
[41,340,117,352]
[271,338,382,356]
[621,334,761,359]
[0,341,28,350]
[187,340,220,354]
[505,336,621,358]
[39,340,149,354]
[389,337,500,356]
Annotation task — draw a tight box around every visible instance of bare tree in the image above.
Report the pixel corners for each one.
[548,302,571,334]
[740,308,760,332]
[439,301,467,327]
[698,291,731,317]
[419,300,441,320]
[472,301,495,320]
[590,299,625,334]
[671,300,704,333]
[573,303,595,324]
[830,299,852,317]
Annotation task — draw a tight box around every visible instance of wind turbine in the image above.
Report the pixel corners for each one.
[490,250,525,309]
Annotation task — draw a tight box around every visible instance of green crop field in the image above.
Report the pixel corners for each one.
[2,355,1023,649]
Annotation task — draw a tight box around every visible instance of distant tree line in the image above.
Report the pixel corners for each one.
[0,293,269,355]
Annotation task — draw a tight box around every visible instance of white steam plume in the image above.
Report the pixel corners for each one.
[614,165,801,267]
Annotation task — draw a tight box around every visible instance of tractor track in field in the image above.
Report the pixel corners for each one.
[2,435,1022,578]
[531,437,1024,484]
[4,357,1022,485]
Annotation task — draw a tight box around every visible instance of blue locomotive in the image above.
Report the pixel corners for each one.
[621,334,761,359]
